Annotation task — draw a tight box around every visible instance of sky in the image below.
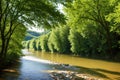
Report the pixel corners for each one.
[57,3,64,13]
[28,27,44,33]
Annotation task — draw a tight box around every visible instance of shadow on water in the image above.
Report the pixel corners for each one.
[74,66,110,79]
[93,69,120,76]
[93,69,120,80]
[0,60,21,80]
[72,65,120,80]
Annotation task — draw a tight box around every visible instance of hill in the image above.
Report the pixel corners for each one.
[24,31,41,41]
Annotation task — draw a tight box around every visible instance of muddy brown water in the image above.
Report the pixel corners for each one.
[0,49,120,80]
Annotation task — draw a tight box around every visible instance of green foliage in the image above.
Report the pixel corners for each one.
[29,39,37,50]
[48,31,57,53]
[69,28,84,55]
[22,0,120,62]
[6,24,26,63]
[20,0,66,28]
[35,38,41,51]
[59,26,71,53]
[49,28,62,52]
[64,0,120,59]
[25,26,71,53]
[25,41,30,49]
[48,26,70,53]
[39,34,49,52]
[106,2,120,34]
[0,0,66,67]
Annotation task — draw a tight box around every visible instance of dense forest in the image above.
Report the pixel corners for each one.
[23,0,120,62]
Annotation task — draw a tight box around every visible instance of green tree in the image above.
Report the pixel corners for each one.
[48,31,56,53]
[35,38,41,51]
[59,26,70,53]
[5,24,26,64]
[29,39,37,50]
[69,28,84,55]
[26,41,30,49]
[0,0,66,67]
[40,34,49,52]
[48,26,70,53]
[49,28,62,52]
[65,0,120,58]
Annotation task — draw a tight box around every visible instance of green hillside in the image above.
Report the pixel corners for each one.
[24,31,41,41]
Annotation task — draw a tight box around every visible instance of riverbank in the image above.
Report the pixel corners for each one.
[48,70,100,80]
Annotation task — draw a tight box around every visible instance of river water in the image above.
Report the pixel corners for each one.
[0,50,54,80]
[0,49,120,80]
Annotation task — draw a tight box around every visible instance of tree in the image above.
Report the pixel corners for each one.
[59,26,70,53]
[65,0,120,58]
[49,28,62,52]
[35,38,41,51]
[48,31,56,53]
[48,26,70,53]
[69,28,84,55]
[0,0,66,67]
[29,39,37,50]
[6,24,26,63]
[40,34,49,52]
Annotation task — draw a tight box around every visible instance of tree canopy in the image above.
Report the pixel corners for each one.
[0,0,66,68]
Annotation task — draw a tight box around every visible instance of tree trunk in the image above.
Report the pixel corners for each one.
[0,38,6,68]
[100,21,113,59]
[106,28,113,59]
[0,35,11,68]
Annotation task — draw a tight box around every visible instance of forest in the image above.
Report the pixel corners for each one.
[0,0,65,69]
[23,0,120,62]
[0,0,120,70]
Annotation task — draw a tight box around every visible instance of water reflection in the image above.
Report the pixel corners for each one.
[22,56,53,64]
[18,59,53,80]
[0,50,54,80]
[0,58,53,80]
[0,60,21,80]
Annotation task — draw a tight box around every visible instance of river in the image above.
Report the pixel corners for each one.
[0,49,120,80]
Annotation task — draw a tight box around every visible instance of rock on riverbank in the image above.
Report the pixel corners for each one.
[46,70,101,80]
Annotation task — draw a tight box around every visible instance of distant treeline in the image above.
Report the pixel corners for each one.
[22,26,120,62]
[24,31,41,41]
